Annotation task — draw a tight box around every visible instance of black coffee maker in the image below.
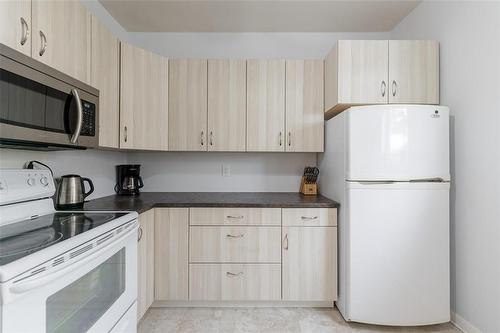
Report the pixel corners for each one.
[115,164,144,195]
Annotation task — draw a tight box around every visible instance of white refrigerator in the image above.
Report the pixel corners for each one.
[319,104,450,326]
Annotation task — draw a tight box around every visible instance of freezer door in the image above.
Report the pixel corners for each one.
[345,181,450,325]
[346,105,450,181]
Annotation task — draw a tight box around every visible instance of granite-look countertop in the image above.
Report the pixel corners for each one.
[83,192,339,214]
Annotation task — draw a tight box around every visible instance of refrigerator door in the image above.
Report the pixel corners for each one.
[344,181,450,325]
[346,105,450,181]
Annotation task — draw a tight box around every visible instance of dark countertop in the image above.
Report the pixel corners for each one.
[83,192,339,214]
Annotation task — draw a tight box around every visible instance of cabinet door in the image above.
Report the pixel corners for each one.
[282,227,337,301]
[247,59,285,152]
[120,42,168,150]
[389,40,439,104]
[31,0,91,83]
[208,59,246,151]
[0,0,31,56]
[154,208,189,301]
[169,59,208,151]
[91,16,120,149]
[285,59,324,152]
[137,210,155,321]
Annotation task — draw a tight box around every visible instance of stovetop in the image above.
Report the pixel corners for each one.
[0,212,127,266]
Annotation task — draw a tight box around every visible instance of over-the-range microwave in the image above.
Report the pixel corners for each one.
[0,43,99,150]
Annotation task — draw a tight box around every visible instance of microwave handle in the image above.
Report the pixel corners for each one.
[70,88,83,143]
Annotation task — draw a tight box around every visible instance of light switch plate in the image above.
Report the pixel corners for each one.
[222,164,231,177]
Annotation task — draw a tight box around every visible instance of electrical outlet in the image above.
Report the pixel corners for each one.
[222,164,231,177]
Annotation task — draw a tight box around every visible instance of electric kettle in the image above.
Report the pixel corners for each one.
[55,174,94,210]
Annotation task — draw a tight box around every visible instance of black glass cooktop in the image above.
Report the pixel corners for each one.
[0,212,127,266]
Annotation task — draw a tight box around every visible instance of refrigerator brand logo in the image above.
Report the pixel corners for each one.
[431,110,440,118]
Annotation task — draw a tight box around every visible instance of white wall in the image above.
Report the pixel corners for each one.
[391,2,500,332]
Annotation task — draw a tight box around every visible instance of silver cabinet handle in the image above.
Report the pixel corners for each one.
[226,233,244,238]
[70,89,83,143]
[279,131,282,146]
[392,80,397,97]
[39,30,47,56]
[124,126,128,143]
[137,227,143,242]
[226,271,244,277]
[283,233,288,250]
[201,130,204,146]
[301,216,318,220]
[226,215,244,219]
[288,131,291,146]
[209,131,213,146]
[20,17,29,46]
[381,80,386,97]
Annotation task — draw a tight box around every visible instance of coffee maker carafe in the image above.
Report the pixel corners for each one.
[115,164,144,195]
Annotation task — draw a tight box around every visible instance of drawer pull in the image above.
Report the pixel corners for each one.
[301,216,318,220]
[283,233,288,250]
[226,271,244,277]
[226,215,244,219]
[226,233,244,238]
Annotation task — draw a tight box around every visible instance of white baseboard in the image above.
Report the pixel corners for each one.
[152,300,335,308]
[451,312,482,333]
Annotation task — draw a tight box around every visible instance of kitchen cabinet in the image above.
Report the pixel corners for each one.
[282,208,337,301]
[0,0,32,56]
[154,208,189,301]
[388,40,439,104]
[208,59,246,151]
[169,59,208,151]
[324,40,439,118]
[31,0,91,84]
[189,207,281,226]
[246,59,286,152]
[120,42,168,150]
[285,59,324,152]
[90,15,120,149]
[137,209,155,321]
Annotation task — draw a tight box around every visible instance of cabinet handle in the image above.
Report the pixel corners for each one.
[209,131,213,146]
[124,126,128,143]
[137,226,143,242]
[20,17,29,46]
[39,30,47,56]
[226,271,244,277]
[392,80,397,97]
[226,215,244,219]
[381,80,386,97]
[288,131,291,146]
[279,131,282,146]
[283,233,288,250]
[201,130,204,146]
[226,233,244,238]
[301,216,318,220]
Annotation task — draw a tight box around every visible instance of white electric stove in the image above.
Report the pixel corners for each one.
[0,169,139,333]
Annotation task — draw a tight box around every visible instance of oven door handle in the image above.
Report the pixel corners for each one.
[9,224,137,295]
[70,88,83,144]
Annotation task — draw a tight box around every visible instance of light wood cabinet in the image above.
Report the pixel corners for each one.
[189,208,281,226]
[282,226,337,301]
[246,59,285,152]
[120,42,168,150]
[90,15,120,149]
[31,0,91,83]
[285,59,324,152]
[154,208,189,301]
[388,40,439,104]
[282,208,337,227]
[169,59,208,151]
[0,0,32,56]
[137,210,155,321]
[208,59,246,151]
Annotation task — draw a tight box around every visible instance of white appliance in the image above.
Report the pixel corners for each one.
[319,105,450,326]
[0,169,139,333]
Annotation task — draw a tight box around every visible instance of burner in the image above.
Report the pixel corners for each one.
[0,229,63,258]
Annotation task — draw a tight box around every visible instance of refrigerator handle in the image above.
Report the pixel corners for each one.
[409,178,447,183]
[355,181,396,185]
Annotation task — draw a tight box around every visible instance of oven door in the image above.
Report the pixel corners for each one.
[1,225,137,333]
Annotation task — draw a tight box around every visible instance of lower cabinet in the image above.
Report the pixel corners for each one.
[137,209,155,321]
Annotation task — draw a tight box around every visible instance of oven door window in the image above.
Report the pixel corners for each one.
[46,248,126,333]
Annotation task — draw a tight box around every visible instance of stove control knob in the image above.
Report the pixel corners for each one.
[27,177,36,186]
[40,176,49,187]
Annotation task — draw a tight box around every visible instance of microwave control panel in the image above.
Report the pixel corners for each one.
[80,101,96,137]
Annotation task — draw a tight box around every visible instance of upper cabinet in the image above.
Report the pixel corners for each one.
[247,60,286,152]
[120,42,168,150]
[31,0,91,84]
[0,0,32,56]
[169,59,208,151]
[208,59,246,152]
[388,40,439,104]
[325,40,439,118]
[285,60,324,152]
[90,15,120,149]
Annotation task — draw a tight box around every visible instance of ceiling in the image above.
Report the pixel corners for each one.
[99,0,420,33]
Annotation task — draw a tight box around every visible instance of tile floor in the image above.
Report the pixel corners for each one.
[138,307,461,333]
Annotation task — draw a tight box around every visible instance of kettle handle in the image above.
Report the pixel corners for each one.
[137,176,144,189]
[81,177,94,199]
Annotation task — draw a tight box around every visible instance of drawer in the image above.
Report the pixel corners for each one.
[189,264,281,300]
[189,208,281,226]
[189,226,281,263]
[282,208,337,226]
